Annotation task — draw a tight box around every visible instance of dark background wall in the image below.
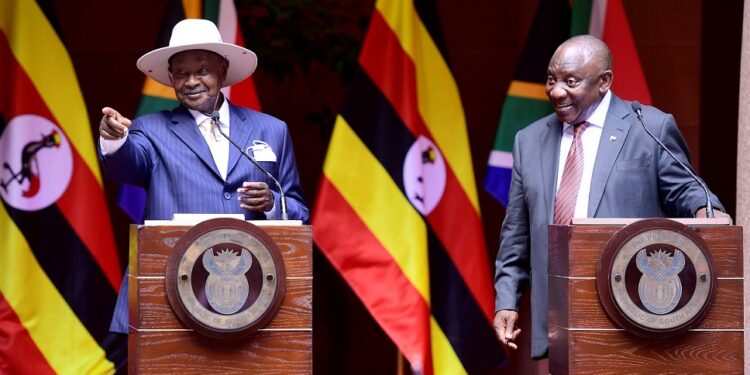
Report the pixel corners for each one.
[44,0,742,373]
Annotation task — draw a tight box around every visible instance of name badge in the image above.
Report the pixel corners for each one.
[249,140,277,162]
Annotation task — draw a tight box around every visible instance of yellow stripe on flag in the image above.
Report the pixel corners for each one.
[142,76,178,100]
[0,1,103,186]
[508,80,548,100]
[0,208,113,374]
[430,316,467,375]
[375,0,479,213]
[182,0,202,18]
[323,115,430,300]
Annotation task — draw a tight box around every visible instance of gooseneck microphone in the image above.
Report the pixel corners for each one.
[211,110,289,220]
[631,101,714,218]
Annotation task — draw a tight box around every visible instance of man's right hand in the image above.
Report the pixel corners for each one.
[100,107,132,140]
[493,310,521,350]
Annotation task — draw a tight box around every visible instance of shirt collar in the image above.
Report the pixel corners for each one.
[563,90,611,131]
[188,97,230,128]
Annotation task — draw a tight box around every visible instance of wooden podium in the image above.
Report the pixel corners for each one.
[548,218,743,374]
[127,221,312,374]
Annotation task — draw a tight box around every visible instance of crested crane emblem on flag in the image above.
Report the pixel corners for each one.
[403,135,446,216]
[0,114,72,211]
[203,248,254,315]
[636,248,685,315]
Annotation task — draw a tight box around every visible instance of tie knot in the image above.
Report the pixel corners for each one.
[572,121,589,137]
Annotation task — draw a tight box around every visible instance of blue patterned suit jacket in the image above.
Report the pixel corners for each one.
[101,102,308,222]
[102,102,309,333]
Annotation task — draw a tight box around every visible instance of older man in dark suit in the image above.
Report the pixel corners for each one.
[492,34,728,359]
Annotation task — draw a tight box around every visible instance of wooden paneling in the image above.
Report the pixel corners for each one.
[134,278,312,330]
[130,330,312,375]
[130,224,312,374]
[549,224,744,374]
[552,330,743,375]
[132,225,312,278]
[549,277,743,330]
[549,225,744,278]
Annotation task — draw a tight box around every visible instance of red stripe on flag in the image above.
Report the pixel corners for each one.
[358,11,495,321]
[228,26,262,111]
[0,292,55,375]
[603,0,652,104]
[313,177,434,375]
[0,36,121,291]
[56,157,122,290]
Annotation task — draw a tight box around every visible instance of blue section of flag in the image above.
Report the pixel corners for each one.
[483,165,512,206]
[117,184,146,223]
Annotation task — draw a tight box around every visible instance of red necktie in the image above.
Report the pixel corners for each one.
[554,122,589,224]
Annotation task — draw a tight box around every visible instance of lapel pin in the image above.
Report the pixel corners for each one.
[609,135,617,141]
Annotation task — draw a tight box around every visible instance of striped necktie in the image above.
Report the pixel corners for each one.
[554,122,590,224]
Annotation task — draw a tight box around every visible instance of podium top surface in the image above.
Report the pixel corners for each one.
[143,219,304,226]
[570,217,733,226]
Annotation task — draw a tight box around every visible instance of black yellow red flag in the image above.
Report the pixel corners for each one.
[0,1,123,373]
[313,0,505,373]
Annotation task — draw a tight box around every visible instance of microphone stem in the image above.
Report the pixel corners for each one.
[634,109,714,218]
[214,122,289,220]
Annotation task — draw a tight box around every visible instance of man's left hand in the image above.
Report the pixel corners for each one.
[238,182,274,212]
[695,207,731,220]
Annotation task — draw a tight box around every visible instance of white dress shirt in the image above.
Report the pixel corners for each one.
[555,90,611,219]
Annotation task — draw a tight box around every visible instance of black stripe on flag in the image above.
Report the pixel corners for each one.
[341,67,504,373]
[340,68,415,193]
[428,231,505,373]
[515,0,571,83]
[3,202,118,349]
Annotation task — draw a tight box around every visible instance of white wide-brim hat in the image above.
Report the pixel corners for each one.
[136,19,257,87]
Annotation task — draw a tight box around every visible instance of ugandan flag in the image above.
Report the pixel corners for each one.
[484,0,652,206]
[118,0,262,222]
[0,1,124,373]
[313,0,505,373]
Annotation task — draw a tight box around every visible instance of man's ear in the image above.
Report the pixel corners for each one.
[599,70,613,94]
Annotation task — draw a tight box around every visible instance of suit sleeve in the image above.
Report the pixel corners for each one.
[98,118,155,187]
[271,124,310,223]
[494,132,531,312]
[654,113,725,216]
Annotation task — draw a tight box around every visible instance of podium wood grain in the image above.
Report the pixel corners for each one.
[548,224,743,375]
[129,224,312,374]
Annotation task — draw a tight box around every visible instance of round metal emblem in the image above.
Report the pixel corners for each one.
[165,218,286,339]
[596,219,716,338]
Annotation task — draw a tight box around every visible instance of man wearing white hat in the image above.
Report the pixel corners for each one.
[99,19,309,334]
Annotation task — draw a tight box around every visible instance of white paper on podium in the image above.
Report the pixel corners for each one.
[143,213,303,226]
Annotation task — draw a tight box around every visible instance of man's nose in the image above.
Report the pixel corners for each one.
[185,74,201,86]
[547,83,567,100]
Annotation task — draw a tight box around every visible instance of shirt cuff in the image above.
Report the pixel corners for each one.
[99,132,128,155]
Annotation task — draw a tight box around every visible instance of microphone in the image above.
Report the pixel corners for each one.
[211,111,289,220]
[630,101,714,218]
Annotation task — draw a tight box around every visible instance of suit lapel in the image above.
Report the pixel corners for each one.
[588,95,632,216]
[226,103,256,177]
[169,106,222,179]
[542,117,563,223]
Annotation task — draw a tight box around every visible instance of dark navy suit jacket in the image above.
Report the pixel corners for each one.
[103,102,309,333]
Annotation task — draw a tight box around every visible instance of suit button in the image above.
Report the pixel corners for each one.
[223,192,231,200]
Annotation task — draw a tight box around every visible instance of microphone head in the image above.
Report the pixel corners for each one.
[210,111,220,122]
[631,101,642,113]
